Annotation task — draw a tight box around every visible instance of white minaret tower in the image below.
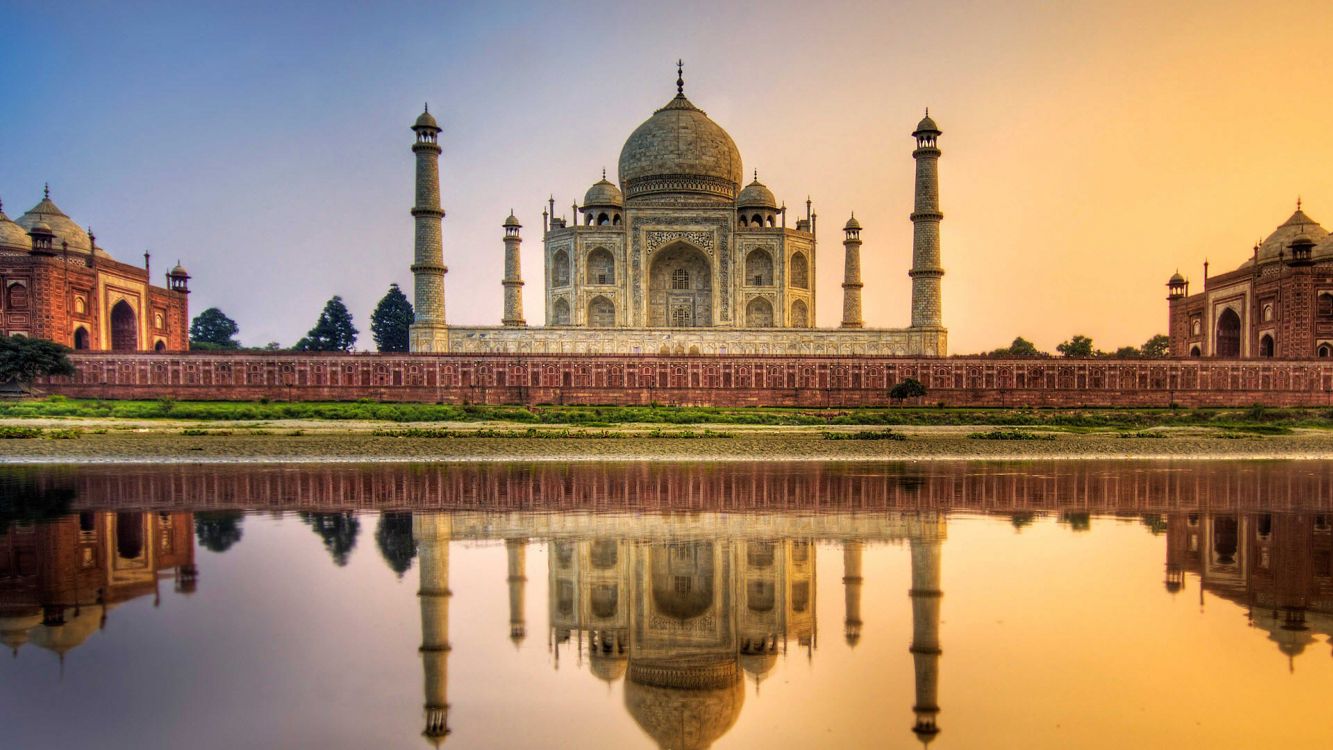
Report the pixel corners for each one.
[501,213,526,327]
[505,538,527,644]
[841,214,864,328]
[409,106,449,353]
[909,111,944,331]
[908,517,945,745]
[842,541,864,645]
[415,514,452,746]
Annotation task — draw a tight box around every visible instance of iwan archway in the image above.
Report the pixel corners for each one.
[648,242,712,327]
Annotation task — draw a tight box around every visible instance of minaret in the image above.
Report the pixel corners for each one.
[409,105,449,353]
[909,524,944,745]
[501,213,526,326]
[842,541,864,646]
[414,514,452,746]
[909,111,944,330]
[841,215,864,328]
[505,538,527,645]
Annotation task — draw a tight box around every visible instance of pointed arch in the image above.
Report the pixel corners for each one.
[586,247,615,285]
[552,298,571,326]
[110,300,138,351]
[790,299,809,327]
[745,248,773,286]
[552,249,570,287]
[587,295,615,327]
[1215,308,1241,358]
[745,297,774,327]
[73,326,90,350]
[790,252,809,289]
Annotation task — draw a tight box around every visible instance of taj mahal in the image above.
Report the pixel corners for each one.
[407,64,947,356]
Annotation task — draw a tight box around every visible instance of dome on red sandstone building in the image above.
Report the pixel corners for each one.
[0,200,31,250]
[15,189,111,258]
[1242,206,1328,267]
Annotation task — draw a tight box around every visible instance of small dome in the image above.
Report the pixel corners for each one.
[739,651,777,677]
[414,107,439,130]
[583,178,624,208]
[0,200,31,250]
[503,212,521,228]
[170,261,189,276]
[589,651,628,683]
[844,214,862,231]
[1168,271,1185,284]
[736,177,777,209]
[29,221,53,234]
[914,111,941,136]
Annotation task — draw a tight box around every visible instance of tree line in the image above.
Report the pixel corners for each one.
[188,284,413,353]
[981,334,1171,359]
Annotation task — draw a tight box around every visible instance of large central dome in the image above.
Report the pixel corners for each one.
[618,93,743,202]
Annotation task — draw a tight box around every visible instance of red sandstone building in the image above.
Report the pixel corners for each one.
[1168,203,1333,359]
[0,189,190,351]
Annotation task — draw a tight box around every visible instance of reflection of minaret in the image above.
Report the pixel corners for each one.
[909,534,943,745]
[506,539,527,645]
[843,541,863,646]
[415,515,452,747]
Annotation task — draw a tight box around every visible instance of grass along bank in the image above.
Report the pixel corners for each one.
[2,397,1332,432]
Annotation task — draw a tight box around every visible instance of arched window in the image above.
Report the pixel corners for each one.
[154,312,165,330]
[74,296,86,315]
[6,283,27,310]
[591,584,618,619]
[745,297,774,327]
[672,268,690,290]
[670,305,691,327]
[586,248,614,285]
[584,213,593,226]
[587,296,614,327]
[745,249,773,286]
[1262,304,1274,322]
[739,216,749,228]
[766,215,775,227]
[612,214,621,226]
[110,300,137,351]
[552,250,570,286]
[154,340,167,353]
[790,252,809,289]
[1319,344,1331,358]
[751,213,763,227]
[552,298,571,325]
[1191,318,1201,336]
[1190,345,1202,357]
[1319,293,1333,318]
[1259,334,1274,357]
[1215,308,1241,358]
[791,299,809,327]
[597,212,610,226]
[73,327,90,350]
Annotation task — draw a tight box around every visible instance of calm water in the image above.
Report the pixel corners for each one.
[2,461,1332,749]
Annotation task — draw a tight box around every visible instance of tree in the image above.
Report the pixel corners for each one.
[375,512,417,577]
[0,475,75,534]
[189,308,240,349]
[1056,335,1095,358]
[370,284,414,352]
[1112,345,1141,358]
[194,511,244,553]
[1141,334,1171,359]
[889,378,928,402]
[294,296,358,352]
[301,512,360,566]
[989,336,1045,357]
[0,336,76,386]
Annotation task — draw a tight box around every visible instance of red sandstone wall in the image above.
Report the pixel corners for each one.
[39,352,1333,408]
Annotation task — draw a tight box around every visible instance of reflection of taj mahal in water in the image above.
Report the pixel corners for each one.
[412,512,946,748]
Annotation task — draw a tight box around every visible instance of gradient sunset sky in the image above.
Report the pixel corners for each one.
[3,0,1331,353]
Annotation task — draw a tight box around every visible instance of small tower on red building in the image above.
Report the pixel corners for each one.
[167,261,191,293]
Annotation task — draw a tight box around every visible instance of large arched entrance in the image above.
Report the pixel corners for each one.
[649,243,711,327]
[650,541,715,621]
[1215,308,1241,358]
[110,300,138,351]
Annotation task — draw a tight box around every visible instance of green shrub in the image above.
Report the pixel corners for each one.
[43,428,80,440]
[0,426,43,439]
[822,430,907,441]
[967,430,1056,441]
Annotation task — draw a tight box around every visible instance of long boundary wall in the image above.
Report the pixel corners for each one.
[39,352,1333,407]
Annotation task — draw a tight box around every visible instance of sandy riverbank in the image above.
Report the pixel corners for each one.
[2,418,1331,463]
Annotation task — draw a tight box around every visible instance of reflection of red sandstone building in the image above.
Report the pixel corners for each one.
[0,189,190,351]
[1167,203,1333,358]
[1166,512,1333,663]
[0,512,196,659]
